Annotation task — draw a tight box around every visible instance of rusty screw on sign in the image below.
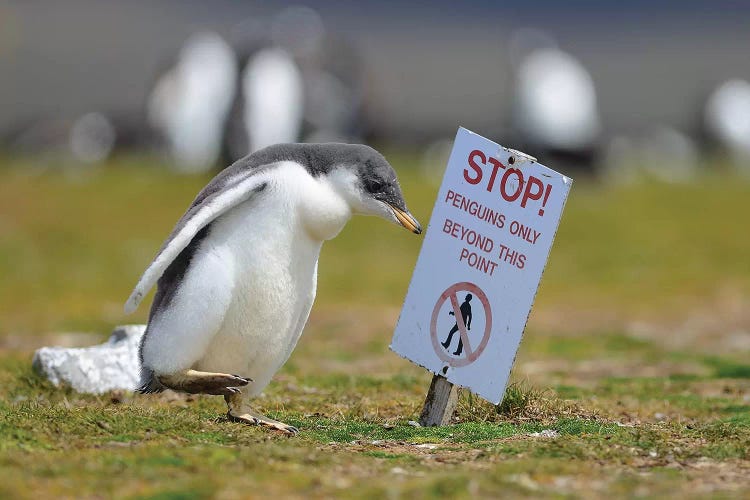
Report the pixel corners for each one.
[506,148,537,166]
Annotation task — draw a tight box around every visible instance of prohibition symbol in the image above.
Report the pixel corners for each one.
[430,282,492,367]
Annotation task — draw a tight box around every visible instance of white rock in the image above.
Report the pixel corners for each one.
[528,429,559,438]
[32,325,146,394]
[412,443,438,450]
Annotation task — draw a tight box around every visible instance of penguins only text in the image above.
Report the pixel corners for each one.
[440,149,555,276]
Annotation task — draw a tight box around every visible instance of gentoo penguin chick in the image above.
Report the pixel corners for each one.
[125,143,421,434]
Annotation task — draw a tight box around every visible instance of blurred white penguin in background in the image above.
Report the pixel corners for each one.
[3,111,117,168]
[148,32,238,173]
[222,11,307,162]
[601,126,699,185]
[639,125,700,182]
[224,6,367,163]
[509,29,601,172]
[68,112,117,164]
[704,79,750,175]
[240,46,304,154]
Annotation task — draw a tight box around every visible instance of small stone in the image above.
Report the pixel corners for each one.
[32,325,146,394]
[110,390,126,404]
[528,429,559,439]
[109,441,136,448]
[413,443,438,449]
[407,420,421,427]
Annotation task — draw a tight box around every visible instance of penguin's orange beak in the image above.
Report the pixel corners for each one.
[390,206,422,234]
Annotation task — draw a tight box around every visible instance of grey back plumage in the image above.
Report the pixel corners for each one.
[228,142,388,178]
[128,142,404,314]
[156,142,390,258]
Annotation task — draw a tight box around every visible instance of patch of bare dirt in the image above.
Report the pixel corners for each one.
[0,332,105,353]
[531,286,750,357]
[519,358,711,386]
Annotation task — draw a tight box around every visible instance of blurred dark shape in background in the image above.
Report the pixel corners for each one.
[0,0,749,176]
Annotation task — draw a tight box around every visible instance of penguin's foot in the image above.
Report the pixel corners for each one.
[224,393,299,436]
[227,409,299,436]
[157,369,251,396]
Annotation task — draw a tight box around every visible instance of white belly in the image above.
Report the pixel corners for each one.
[195,194,321,396]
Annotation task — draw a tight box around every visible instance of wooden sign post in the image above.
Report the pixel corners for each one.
[391,127,572,421]
[419,374,459,426]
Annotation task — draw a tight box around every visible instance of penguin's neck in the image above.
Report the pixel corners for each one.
[298,170,353,242]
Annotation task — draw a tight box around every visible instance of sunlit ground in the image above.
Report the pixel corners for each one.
[0,153,748,498]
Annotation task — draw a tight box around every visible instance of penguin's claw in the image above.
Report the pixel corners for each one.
[227,412,260,425]
[264,420,299,436]
[281,424,300,435]
[202,374,250,395]
[226,374,251,386]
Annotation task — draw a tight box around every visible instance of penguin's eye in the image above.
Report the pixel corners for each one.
[368,179,384,193]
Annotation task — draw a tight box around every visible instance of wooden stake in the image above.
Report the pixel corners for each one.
[419,374,459,426]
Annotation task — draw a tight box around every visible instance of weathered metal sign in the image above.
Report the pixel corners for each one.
[391,127,572,404]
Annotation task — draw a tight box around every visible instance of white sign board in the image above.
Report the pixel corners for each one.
[391,127,572,404]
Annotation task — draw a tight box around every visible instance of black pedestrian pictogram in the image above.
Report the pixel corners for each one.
[441,294,473,355]
[430,282,493,367]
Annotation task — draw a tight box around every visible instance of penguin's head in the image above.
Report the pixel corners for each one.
[328,144,422,234]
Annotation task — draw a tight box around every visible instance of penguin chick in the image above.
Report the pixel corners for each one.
[125,143,421,434]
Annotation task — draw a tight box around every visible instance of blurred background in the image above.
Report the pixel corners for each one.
[2,4,750,494]
[2,0,750,175]
[0,0,748,352]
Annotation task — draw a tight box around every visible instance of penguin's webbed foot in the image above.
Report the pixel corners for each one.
[157,369,251,396]
[224,393,299,436]
[227,411,299,436]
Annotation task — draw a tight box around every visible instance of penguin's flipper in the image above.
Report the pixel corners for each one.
[137,226,238,374]
[124,167,273,314]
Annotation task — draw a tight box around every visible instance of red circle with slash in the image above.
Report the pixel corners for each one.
[430,281,492,367]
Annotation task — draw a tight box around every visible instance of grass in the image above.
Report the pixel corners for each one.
[0,153,749,497]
